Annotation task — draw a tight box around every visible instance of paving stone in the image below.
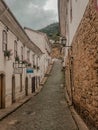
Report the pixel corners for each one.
[0,61,77,130]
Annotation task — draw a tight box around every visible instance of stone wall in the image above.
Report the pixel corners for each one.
[65,0,98,129]
[51,45,62,59]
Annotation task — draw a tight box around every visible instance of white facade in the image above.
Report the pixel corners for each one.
[0,21,35,107]
[24,28,51,81]
[66,0,89,46]
[59,0,89,60]
[0,0,51,108]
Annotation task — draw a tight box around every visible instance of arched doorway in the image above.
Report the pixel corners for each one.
[25,77,28,96]
[0,73,5,109]
[12,75,15,103]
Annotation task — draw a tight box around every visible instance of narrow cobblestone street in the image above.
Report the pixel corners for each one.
[0,60,77,130]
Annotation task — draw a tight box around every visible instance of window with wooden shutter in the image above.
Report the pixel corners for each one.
[27,50,30,62]
[21,46,23,61]
[2,30,7,51]
[14,40,18,58]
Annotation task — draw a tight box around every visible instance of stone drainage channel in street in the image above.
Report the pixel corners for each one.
[0,60,81,130]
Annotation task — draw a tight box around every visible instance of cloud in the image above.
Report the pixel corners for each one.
[4,0,58,29]
[28,0,47,7]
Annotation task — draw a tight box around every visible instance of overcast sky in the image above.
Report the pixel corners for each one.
[4,0,58,30]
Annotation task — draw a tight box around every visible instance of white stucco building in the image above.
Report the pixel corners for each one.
[24,27,51,81]
[59,0,89,58]
[66,0,89,46]
[0,0,51,109]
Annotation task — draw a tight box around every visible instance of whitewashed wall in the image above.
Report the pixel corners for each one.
[25,29,51,80]
[67,0,89,46]
[0,21,37,107]
[25,29,46,53]
[62,0,89,60]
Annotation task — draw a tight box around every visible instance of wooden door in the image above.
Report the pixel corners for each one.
[0,74,5,109]
[25,77,28,96]
[32,77,35,93]
[12,75,15,103]
[0,75,2,108]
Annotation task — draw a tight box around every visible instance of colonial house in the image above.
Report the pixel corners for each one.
[59,0,98,129]
[0,0,51,109]
[24,27,51,82]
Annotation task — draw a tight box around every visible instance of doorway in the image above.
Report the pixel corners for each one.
[32,77,35,93]
[12,75,15,103]
[25,77,28,96]
[0,73,5,109]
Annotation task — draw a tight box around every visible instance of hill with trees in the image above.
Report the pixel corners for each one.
[39,22,60,41]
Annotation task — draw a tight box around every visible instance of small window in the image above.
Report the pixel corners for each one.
[27,50,30,62]
[2,30,7,51]
[21,46,23,61]
[14,40,18,57]
[32,54,35,65]
[37,56,40,66]
[36,56,38,67]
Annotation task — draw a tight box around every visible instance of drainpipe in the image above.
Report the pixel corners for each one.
[68,47,74,105]
[69,55,74,105]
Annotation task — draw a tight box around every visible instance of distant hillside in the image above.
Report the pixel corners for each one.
[39,23,60,41]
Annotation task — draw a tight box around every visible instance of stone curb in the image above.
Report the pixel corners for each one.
[64,87,89,130]
[37,64,54,95]
[0,63,53,121]
[0,94,34,121]
[40,63,54,86]
[70,106,89,130]
[0,90,42,121]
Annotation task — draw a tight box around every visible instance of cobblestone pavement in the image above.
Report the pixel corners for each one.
[0,60,77,130]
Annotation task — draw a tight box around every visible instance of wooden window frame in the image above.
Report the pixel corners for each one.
[14,40,18,58]
[32,54,35,66]
[21,46,23,61]
[2,30,7,51]
[27,50,30,62]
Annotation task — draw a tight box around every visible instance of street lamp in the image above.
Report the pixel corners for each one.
[61,37,72,48]
[61,37,67,47]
